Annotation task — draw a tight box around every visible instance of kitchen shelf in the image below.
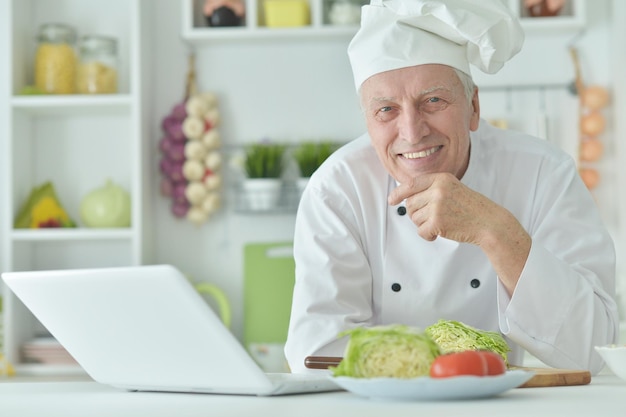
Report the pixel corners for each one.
[182,0,363,43]
[13,363,86,377]
[182,24,359,42]
[10,228,135,241]
[10,95,133,115]
[183,0,587,43]
[510,0,586,30]
[0,0,150,375]
[231,182,301,214]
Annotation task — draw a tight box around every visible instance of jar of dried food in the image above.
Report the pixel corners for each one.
[35,23,78,94]
[328,0,362,25]
[77,35,118,94]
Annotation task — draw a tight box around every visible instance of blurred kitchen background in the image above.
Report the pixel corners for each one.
[1,0,625,375]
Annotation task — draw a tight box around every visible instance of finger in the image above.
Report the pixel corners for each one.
[412,214,439,242]
[388,175,434,205]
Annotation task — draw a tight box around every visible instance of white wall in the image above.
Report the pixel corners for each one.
[149,0,367,339]
[147,0,623,340]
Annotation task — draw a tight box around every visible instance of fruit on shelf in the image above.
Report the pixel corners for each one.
[80,179,131,228]
[19,85,47,95]
[14,181,76,229]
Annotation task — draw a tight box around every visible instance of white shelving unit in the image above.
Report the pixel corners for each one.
[181,0,364,42]
[509,0,586,30]
[181,0,586,43]
[0,0,151,375]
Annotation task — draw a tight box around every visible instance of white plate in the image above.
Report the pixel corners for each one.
[331,370,534,401]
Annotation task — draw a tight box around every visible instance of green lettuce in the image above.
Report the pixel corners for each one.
[331,325,441,378]
[425,320,511,364]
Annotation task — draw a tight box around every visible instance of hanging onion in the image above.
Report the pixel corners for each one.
[580,111,605,137]
[582,86,609,111]
[580,137,604,162]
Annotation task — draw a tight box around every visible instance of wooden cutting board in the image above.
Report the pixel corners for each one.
[513,367,591,388]
[304,357,592,388]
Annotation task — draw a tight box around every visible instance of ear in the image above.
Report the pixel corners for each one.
[469,87,480,131]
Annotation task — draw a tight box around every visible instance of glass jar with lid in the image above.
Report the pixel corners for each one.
[328,0,363,25]
[77,35,118,94]
[34,23,78,94]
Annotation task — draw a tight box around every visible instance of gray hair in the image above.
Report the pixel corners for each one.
[453,68,477,106]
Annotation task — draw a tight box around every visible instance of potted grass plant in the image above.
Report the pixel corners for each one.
[293,140,337,194]
[242,142,286,210]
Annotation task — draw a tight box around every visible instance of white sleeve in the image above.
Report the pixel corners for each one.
[496,158,619,374]
[284,181,375,373]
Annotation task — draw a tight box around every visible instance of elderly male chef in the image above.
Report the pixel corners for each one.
[285,0,619,374]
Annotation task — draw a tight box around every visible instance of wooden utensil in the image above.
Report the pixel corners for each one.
[512,367,591,388]
[304,356,592,388]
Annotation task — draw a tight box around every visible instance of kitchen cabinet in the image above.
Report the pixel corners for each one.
[182,0,586,43]
[0,0,151,375]
[509,0,586,29]
[182,0,365,42]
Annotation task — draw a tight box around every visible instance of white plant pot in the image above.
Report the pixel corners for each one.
[242,178,282,211]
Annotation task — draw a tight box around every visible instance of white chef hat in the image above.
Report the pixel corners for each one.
[348,0,525,91]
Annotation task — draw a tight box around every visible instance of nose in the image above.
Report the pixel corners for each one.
[398,109,430,143]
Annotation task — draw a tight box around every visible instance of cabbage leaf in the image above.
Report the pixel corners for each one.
[425,320,511,364]
[331,325,441,378]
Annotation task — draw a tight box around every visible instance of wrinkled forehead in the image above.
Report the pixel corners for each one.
[359,64,463,102]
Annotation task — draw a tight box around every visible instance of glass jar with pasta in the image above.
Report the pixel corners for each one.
[77,35,118,94]
[34,23,78,94]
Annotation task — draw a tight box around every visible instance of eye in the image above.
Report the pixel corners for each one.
[371,105,395,122]
[422,96,449,112]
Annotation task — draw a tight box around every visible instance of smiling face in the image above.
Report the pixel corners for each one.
[360,64,480,184]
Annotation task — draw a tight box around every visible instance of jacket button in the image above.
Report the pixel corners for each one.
[397,206,406,216]
[470,279,480,288]
[391,283,401,292]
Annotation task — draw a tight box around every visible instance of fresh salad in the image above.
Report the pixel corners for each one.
[331,325,441,378]
[425,319,510,365]
[331,320,510,379]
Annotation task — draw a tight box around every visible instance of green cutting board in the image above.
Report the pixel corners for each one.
[243,242,295,346]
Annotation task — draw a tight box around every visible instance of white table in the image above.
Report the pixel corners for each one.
[1,374,625,417]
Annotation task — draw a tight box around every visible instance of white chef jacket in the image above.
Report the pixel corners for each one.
[285,119,619,374]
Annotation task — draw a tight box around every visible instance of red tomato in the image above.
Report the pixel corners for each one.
[476,351,507,376]
[429,351,487,378]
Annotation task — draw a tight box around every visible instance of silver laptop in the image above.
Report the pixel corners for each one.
[1,264,339,396]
